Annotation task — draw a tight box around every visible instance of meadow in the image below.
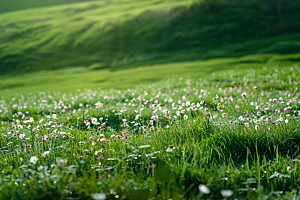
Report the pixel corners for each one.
[1,52,300,94]
[1,0,300,199]
[1,63,300,199]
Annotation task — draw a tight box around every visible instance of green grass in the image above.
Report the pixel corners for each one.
[0,0,94,13]
[1,1,300,199]
[1,52,300,94]
[1,0,300,75]
[1,64,300,199]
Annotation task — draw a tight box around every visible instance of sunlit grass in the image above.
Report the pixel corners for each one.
[1,53,300,94]
[1,63,300,199]
[1,0,300,76]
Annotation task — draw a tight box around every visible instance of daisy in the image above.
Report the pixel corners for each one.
[91,118,97,124]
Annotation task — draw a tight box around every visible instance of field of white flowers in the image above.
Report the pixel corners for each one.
[1,65,300,199]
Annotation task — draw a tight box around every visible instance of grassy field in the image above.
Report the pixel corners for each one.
[1,1,300,198]
[1,63,300,199]
[1,0,300,75]
[1,52,300,94]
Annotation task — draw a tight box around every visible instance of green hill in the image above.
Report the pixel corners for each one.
[0,0,93,13]
[1,0,300,76]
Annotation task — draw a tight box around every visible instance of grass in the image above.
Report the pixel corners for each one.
[1,1,300,197]
[1,0,300,75]
[1,52,300,94]
[0,0,94,13]
[1,63,300,199]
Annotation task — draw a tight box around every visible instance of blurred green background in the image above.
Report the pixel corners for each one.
[0,0,300,92]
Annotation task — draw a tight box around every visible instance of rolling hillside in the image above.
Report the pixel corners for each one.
[0,0,300,76]
[1,53,300,94]
[0,0,93,13]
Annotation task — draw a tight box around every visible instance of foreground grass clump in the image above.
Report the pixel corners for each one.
[1,65,300,199]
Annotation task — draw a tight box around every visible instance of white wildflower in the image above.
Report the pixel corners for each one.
[29,156,38,165]
[221,190,233,198]
[199,184,210,194]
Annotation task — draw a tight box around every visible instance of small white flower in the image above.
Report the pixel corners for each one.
[38,166,47,171]
[199,184,210,194]
[221,189,233,198]
[52,114,57,119]
[91,193,106,200]
[94,102,102,106]
[29,156,38,165]
[56,157,67,165]
[276,173,282,179]
[42,151,50,157]
[91,118,97,124]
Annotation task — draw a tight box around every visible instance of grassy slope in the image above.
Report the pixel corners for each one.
[0,0,93,13]
[0,0,194,74]
[1,0,300,76]
[1,53,300,94]
[1,62,300,199]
